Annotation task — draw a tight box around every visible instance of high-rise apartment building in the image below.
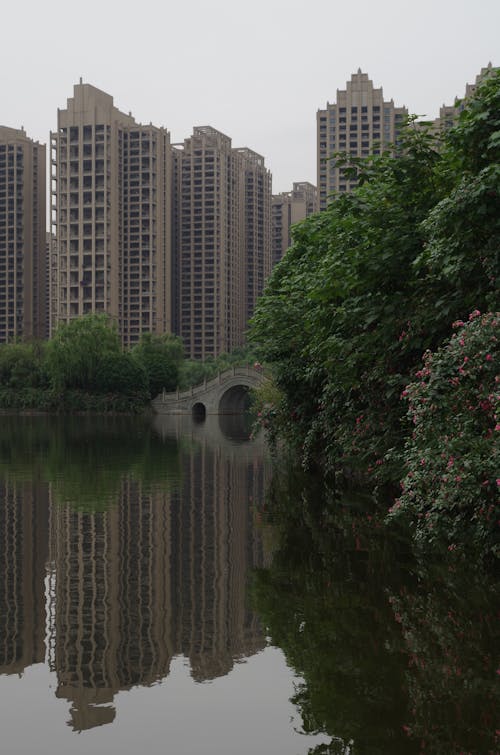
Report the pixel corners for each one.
[51,82,172,346]
[234,148,272,330]
[0,126,46,342]
[317,70,407,209]
[272,181,317,266]
[173,127,271,360]
[433,62,497,131]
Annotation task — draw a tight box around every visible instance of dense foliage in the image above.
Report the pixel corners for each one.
[178,345,260,389]
[250,70,500,554]
[131,331,184,396]
[0,314,150,411]
[388,312,499,556]
[0,315,257,412]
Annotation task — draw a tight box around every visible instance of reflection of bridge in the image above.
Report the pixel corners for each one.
[152,413,267,451]
[152,365,266,415]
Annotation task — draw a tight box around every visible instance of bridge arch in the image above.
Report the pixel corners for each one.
[192,402,206,422]
[218,384,252,414]
[152,366,266,416]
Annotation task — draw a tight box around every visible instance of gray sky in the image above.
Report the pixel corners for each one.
[1,0,498,192]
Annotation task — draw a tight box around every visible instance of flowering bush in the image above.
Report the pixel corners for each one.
[388,312,499,557]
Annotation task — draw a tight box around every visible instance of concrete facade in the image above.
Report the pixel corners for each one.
[51,82,172,345]
[432,62,497,131]
[0,126,46,342]
[272,181,317,265]
[235,147,272,331]
[317,70,407,209]
[173,128,271,360]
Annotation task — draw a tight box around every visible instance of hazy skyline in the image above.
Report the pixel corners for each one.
[1,0,498,192]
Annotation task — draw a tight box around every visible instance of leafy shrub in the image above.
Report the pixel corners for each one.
[388,312,499,557]
[0,342,47,389]
[132,332,184,397]
[93,352,149,399]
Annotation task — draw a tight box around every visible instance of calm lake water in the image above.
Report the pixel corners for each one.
[0,414,497,754]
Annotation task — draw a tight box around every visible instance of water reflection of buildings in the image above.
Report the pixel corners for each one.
[170,438,266,681]
[48,483,173,730]
[43,419,268,730]
[0,480,48,675]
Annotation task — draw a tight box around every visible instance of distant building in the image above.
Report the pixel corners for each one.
[433,62,497,131]
[51,82,172,346]
[46,231,55,340]
[272,181,317,266]
[317,70,407,209]
[234,148,272,331]
[172,127,271,360]
[0,126,46,342]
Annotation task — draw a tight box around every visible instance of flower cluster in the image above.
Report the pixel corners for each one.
[388,312,499,557]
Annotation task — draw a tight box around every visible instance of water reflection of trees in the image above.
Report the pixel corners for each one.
[0,415,181,510]
[253,464,499,755]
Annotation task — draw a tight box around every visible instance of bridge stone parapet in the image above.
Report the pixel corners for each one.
[151,365,266,416]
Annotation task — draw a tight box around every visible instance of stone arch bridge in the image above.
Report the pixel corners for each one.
[152,365,266,416]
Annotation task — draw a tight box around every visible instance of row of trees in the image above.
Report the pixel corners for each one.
[250,69,499,555]
[0,314,259,411]
[0,316,184,408]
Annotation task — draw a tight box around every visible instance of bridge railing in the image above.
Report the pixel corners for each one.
[155,365,265,404]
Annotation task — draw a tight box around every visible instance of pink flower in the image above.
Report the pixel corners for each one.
[469,309,481,320]
[486,354,493,361]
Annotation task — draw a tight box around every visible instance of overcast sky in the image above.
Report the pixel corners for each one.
[1,0,498,192]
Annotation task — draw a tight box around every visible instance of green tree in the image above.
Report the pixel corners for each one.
[250,70,500,483]
[0,341,47,388]
[251,124,444,476]
[132,332,184,397]
[45,314,122,391]
[415,68,500,333]
[178,358,216,389]
[92,351,149,399]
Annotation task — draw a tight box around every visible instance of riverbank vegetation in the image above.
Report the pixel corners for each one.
[0,313,258,413]
[250,69,499,557]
